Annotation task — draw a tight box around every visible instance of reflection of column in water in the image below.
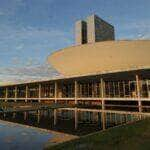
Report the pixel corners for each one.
[117,114,122,125]
[54,109,57,126]
[3,112,6,118]
[85,112,89,122]
[137,114,140,120]
[109,113,112,125]
[129,114,132,122]
[117,114,119,124]
[90,112,93,123]
[119,114,123,124]
[82,112,87,122]
[41,110,45,117]
[89,112,92,122]
[134,114,137,121]
[110,113,114,126]
[108,113,112,126]
[121,114,125,124]
[139,114,142,120]
[97,112,101,128]
[101,112,106,130]
[118,114,121,124]
[71,110,74,119]
[37,110,40,124]
[81,111,87,122]
[116,114,120,125]
[66,110,74,120]
[119,114,122,124]
[135,114,140,121]
[131,114,134,122]
[93,112,98,123]
[46,109,49,116]
[24,111,27,120]
[124,114,126,123]
[135,114,138,121]
[43,110,47,117]
[128,114,132,122]
[110,113,114,125]
[121,114,125,123]
[47,109,49,117]
[133,114,136,121]
[12,112,16,119]
[40,110,43,116]
[75,108,78,130]
[48,109,52,118]
[125,114,128,123]
[114,113,117,125]
[108,113,112,127]
[88,112,92,123]
[140,115,143,120]
[62,110,68,120]
[111,113,114,124]
[105,113,108,128]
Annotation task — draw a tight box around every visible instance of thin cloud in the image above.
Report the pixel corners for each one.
[117,20,150,40]
[0,11,6,16]
[0,25,72,68]
[0,63,62,85]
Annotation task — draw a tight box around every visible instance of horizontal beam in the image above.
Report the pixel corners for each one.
[0,97,150,101]
[77,97,150,101]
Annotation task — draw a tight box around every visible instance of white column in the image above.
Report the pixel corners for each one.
[75,107,78,130]
[136,75,142,112]
[100,78,105,110]
[15,86,17,102]
[54,109,57,125]
[39,83,41,103]
[55,81,57,103]
[24,111,27,120]
[75,80,78,105]
[100,78,106,130]
[37,110,40,123]
[123,81,126,98]
[25,85,28,103]
[5,87,8,102]
[146,80,150,98]
[101,112,106,130]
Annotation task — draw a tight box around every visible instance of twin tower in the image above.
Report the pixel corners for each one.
[75,14,115,45]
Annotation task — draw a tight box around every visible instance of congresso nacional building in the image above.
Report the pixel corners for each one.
[0,14,150,112]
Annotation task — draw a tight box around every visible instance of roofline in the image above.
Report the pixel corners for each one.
[0,66,149,87]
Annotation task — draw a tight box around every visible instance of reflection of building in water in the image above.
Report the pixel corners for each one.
[0,14,150,113]
[53,108,147,131]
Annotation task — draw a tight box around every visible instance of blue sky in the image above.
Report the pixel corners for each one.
[0,0,150,84]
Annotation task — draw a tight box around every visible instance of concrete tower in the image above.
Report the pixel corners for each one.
[87,15,115,43]
[75,14,115,45]
[75,20,87,45]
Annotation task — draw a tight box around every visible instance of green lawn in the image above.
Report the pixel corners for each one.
[46,119,150,150]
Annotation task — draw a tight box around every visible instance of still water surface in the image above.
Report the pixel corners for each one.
[0,108,145,135]
[0,120,53,150]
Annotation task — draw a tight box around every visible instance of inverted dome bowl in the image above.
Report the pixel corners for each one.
[48,40,150,76]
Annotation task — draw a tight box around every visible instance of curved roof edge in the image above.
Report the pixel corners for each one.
[47,40,150,58]
[48,40,150,76]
